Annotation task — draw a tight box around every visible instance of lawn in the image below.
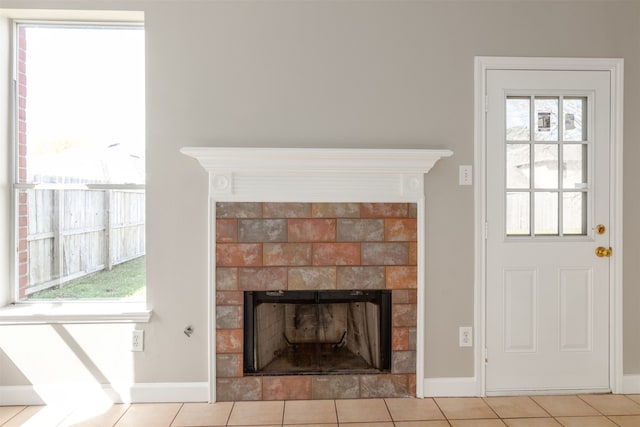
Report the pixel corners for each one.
[30,256,146,300]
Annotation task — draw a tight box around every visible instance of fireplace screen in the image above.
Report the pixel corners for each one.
[243,290,391,375]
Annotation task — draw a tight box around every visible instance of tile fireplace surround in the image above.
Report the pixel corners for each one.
[181,147,452,402]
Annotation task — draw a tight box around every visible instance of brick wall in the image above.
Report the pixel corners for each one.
[215,202,418,401]
[16,26,29,298]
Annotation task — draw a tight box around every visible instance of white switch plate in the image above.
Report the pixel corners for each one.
[459,326,473,347]
[459,165,472,186]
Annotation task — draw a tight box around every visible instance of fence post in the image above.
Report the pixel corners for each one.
[105,190,113,271]
[52,190,64,283]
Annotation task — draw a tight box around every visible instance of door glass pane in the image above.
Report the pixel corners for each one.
[534,192,558,235]
[507,144,530,189]
[563,192,587,235]
[535,98,559,141]
[563,97,587,141]
[506,97,530,141]
[534,144,558,189]
[507,192,530,236]
[563,144,587,189]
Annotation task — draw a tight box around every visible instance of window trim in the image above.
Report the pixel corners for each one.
[4,16,149,318]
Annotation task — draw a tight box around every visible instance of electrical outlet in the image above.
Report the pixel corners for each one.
[132,330,144,352]
[459,165,472,186]
[459,326,473,347]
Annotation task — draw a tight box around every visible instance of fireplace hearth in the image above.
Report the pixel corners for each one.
[244,290,391,375]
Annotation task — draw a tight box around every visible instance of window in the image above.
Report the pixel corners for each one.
[13,23,145,302]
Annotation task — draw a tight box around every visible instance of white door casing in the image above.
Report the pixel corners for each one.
[474,57,624,396]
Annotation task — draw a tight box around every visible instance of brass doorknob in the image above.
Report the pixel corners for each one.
[595,246,613,258]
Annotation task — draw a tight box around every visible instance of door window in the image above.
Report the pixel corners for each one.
[505,95,589,237]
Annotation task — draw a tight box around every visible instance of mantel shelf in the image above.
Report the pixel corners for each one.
[180,147,453,176]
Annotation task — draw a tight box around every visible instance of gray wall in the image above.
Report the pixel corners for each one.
[1,0,639,390]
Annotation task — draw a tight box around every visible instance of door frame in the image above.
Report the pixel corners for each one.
[474,57,624,395]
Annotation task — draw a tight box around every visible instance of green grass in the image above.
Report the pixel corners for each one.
[30,256,146,300]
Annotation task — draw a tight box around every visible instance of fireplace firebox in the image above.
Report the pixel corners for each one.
[244,290,391,375]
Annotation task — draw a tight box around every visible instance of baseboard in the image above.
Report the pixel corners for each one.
[423,377,479,397]
[0,382,209,406]
[622,375,640,394]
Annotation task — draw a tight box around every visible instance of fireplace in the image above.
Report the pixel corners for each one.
[181,146,453,402]
[244,289,392,375]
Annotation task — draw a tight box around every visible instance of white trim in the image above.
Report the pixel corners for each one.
[0,382,208,406]
[182,147,452,402]
[474,57,624,395]
[423,377,478,397]
[0,303,152,324]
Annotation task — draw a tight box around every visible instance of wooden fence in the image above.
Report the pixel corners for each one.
[25,189,145,295]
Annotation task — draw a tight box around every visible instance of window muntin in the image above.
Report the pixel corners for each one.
[505,95,589,238]
[14,23,145,301]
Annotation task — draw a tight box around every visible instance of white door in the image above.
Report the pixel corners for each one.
[486,69,611,393]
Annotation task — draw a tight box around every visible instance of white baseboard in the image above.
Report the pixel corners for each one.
[0,382,209,406]
[423,377,479,397]
[622,375,640,394]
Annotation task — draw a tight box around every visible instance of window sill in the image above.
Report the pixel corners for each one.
[0,302,152,325]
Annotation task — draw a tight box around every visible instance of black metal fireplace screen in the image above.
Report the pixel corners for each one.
[243,290,391,375]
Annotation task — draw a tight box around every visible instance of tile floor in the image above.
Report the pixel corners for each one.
[2,394,640,426]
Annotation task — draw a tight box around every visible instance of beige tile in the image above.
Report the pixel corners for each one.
[434,397,498,420]
[227,400,284,426]
[283,399,337,424]
[172,402,233,426]
[626,395,640,405]
[60,404,130,427]
[335,398,392,423]
[503,419,562,427]
[450,420,507,427]
[285,424,337,427]
[337,423,394,427]
[396,422,451,427]
[579,394,640,415]
[554,416,618,426]
[531,395,600,417]
[484,396,549,418]
[2,405,73,427]
[0,406,26,425]
[385,397,444,421]
[608,415,640,426]
[115,403,182,427]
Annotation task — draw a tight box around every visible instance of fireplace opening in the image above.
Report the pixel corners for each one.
[243,290,391,375]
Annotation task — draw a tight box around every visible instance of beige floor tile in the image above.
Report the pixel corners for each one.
[385,397,445,421]
[484,396,549,418]
[2,405,73,427]
[227,400,284,426]
[0,406,26,425]
[450,420,507,427]
[171,401,233,426]
[335,398,392,423]
[60,404,130,427]
[608,415,640,426]
[285,424,337,427]
[626,395,640,405]
[503,419,562,427]
[579,394,640,415]
[531,395,600,417]
[283,399,337,424]
[336,423,394,427]
[434,397,498,420]
[554,416,618,426]
[114,403,182,427]
[396,422,451,427]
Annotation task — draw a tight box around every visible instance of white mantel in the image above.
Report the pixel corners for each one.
[181,147,453,202]
[181,146,453,402]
